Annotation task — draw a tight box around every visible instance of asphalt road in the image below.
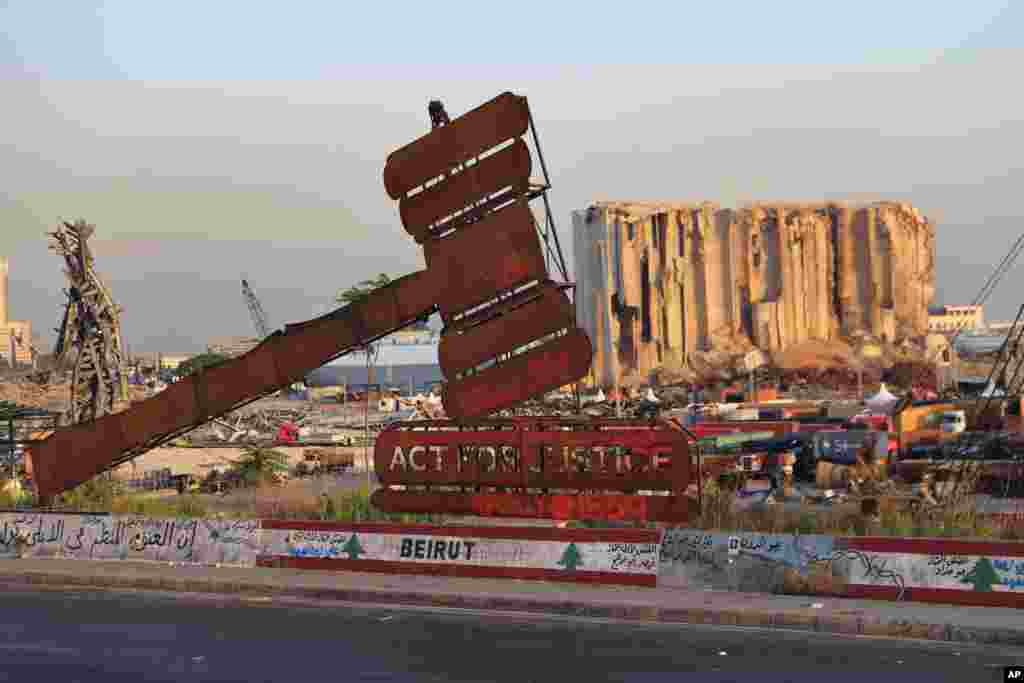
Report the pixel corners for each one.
[0,587,1020,683]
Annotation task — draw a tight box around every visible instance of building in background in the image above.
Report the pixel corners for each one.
[0,257,34,367]
[386,328,437,345]
[573,201,936,387]
[157,354,193,371]
[928,305,985,334]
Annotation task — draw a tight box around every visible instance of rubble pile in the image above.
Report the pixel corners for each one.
[0,378,148,414]
[177,397,427,444]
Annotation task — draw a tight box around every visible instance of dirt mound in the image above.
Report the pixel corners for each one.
[771,339,855,371]
[0,382,67,410]
[0,381,147,412]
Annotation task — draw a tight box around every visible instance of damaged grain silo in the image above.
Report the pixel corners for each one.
[572,201,936,387]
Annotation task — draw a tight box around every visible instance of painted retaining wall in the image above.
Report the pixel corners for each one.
[835,537,1024,608]
[0,513,659,587]
[658,529,835,594]
[0,513,261,566]
[258,521,660,586]
[3,511,1023,607]
[658,528,1024,608]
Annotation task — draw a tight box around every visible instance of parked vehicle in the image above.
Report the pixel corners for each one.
[941,410,967,434]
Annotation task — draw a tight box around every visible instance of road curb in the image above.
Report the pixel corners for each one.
[2,568,1023,647]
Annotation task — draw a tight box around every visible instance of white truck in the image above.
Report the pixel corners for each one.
[941,410,967,433]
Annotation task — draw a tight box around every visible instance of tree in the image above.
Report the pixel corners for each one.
[336,273,430,331]
[175,352,228,379]
[342,533,366,560]
[231,445,289,486]
[336,273,392,307]
[557,542,584,571]
[960,557,1002,592]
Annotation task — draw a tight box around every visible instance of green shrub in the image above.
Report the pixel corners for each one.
[53,475,123,512]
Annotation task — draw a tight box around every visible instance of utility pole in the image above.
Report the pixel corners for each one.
[611,341,622,418]
[364,352,371,494]
[362,342,379,495]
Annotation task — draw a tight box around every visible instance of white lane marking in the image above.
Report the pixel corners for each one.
[0,643,80,656]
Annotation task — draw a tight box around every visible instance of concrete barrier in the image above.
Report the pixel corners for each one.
[830,537,1024,608]
[0,513,260,567]
[258,521,660,586]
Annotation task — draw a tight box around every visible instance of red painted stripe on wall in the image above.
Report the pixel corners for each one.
[843,584,1024,609]
[987,513,1024,527]
[255,556,657,587]
[258,520,658,543]
[839,536,1024,558]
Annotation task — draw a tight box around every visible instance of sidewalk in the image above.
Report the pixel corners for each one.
[1,558,1022,647]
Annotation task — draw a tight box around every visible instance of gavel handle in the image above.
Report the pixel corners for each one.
[28,269,440,500]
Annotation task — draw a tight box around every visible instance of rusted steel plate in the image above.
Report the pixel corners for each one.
[445,279,549,333]
[374,417,689,492]
[399,139,531,241]
[426,186,522,243]
[193,354,283,421]
[371,490,697,523]
[30,411,129,500]
[438,284,572,377]
[383,92,530,199]
[117,379,203,449]
[376,468,682,491]
[30,275,444,499]
[274,270,438,381]
[377,416,686,433]
[386,270,440,323]
[442,327,592,419]
[423,200,546,319]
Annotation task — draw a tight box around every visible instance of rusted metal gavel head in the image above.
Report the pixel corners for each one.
[382,92,592,419]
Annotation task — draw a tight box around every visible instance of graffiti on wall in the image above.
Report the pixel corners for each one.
[991,558,1024,591]
[0,514,260,566]
[657,529,836,592]
[810,549,906,600]
[844,551,1024,594]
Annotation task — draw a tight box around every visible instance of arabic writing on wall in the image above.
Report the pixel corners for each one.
[0,514,260,566]
[659,530,832,569]
[608,542,658,572]
[928,554,973,579]
[659,532,716,564]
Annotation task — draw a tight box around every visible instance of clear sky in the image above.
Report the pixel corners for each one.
[2,1,1022,352]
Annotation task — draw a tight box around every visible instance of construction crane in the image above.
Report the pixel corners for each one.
[241,278,271,339]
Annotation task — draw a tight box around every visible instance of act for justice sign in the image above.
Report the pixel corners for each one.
[384,444,674,475]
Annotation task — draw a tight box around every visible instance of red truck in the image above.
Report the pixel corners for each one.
[849,413,897,456]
